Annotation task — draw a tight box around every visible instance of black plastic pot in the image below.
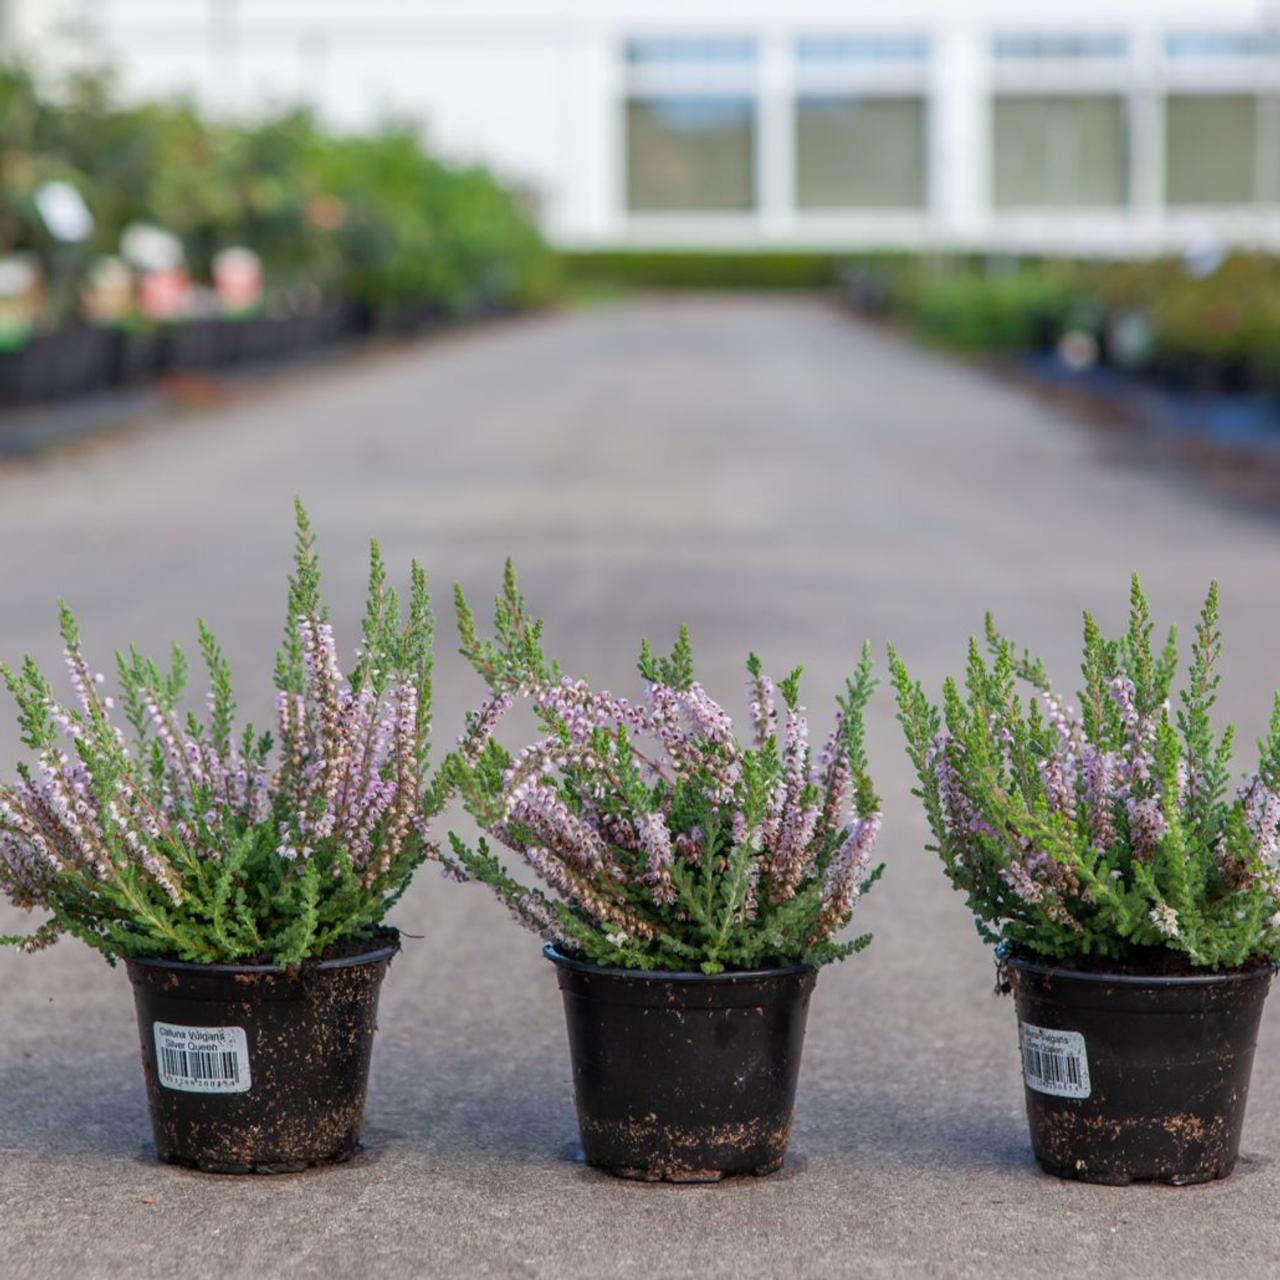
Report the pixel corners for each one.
[547,945,816,1182]
[108,328,164,387]
[386,299,449,336]
[0,326,116,405]
[9,332,64,403]
[126,930,398,1173]
[0,347,23,407]
[161,318,239,373]
[52,326,116,398]
[1003,948,1273,1185]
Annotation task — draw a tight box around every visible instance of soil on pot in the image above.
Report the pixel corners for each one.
[580,1113,792,1183]
[547,946,815,1183]
[1001,945,1273,1185]
[127,928,398,1174]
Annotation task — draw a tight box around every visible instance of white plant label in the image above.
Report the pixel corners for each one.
[153,1022,251,1094]
[1019,1023,1091,1100]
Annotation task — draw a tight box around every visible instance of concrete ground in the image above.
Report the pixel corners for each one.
[2,295,1279,1279]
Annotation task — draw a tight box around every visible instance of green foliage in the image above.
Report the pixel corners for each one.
[903,268,1087,353]
[309,126,558,319]
[891,578,1280,970]
[637,625,695,691]
[454,558,557,693]
[0,503,437,966]
[444,569,883,973]
[0,64,557,331]
[847,250,1280,392]
[562,251,845,292]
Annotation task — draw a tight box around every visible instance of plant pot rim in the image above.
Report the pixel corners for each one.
[998,941,1277,989]
[125,927,400,977]
[543,942,813,983]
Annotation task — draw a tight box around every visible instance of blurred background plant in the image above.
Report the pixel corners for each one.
[836,251,1280,400]
[0,62,556,365]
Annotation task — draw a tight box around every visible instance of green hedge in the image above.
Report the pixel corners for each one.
[900,271,1088,353]
[563,251,848,291]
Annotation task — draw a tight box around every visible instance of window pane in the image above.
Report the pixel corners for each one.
[1166,32,1280,59]
[994,33,1128,59]
[625,39,756,67]
[993,96,1128,208]
[796,96,926,209]
[1166,95,1257,204]
[796,35,929,63]
[626,98,755,211]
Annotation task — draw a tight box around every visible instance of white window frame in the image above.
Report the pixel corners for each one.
[618,31,763,238]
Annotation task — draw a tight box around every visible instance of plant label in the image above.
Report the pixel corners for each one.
[1018,1023,1091,1099]
[153,1022,252,1094]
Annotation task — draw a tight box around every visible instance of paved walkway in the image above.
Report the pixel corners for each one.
[2,296,1279,1279]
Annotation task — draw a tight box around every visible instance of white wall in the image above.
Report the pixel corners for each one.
[10,0,1280,253]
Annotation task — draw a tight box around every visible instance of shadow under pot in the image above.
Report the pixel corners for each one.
[1001,946,1274,1185]
[546,945,815,1182]
[125,929,399,1174]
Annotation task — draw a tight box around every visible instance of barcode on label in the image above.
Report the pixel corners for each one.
[1019,1023,1091,1099]
[153,1022,251,1094]
[159,1045,241,1085]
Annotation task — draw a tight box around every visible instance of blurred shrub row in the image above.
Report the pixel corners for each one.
[564,252,844,291]
[858,254,1280,393]
[567,249,1280,395]
[0,66,556,365]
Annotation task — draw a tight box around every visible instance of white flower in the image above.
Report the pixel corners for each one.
[1149,903,1180,938]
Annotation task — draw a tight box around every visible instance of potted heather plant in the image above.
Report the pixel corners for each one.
[444,568,883,1182]
[890,577,1279,1185]
[0,503,437,1173]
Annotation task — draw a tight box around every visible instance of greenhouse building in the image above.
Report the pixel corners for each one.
[6,0,1280,254]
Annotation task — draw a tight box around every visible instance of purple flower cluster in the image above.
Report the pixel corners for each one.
[457,665,880,956]
[0,617,431,928]
[930,676,1280,923]
[747,667,777,749]
[275,620,423,879]
[895,581,1280,964]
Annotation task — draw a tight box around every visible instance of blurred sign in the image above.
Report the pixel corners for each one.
[138,270,191,322]
[306,194,347,231]
[34,181,95,243]
[0,254,42,349]
[213,246,263,314]
[121,222,185,273]
[1107,311,1155,371]
[81,256,134,324]
[1057,329,1099,372]
[1182,239,1227,281]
